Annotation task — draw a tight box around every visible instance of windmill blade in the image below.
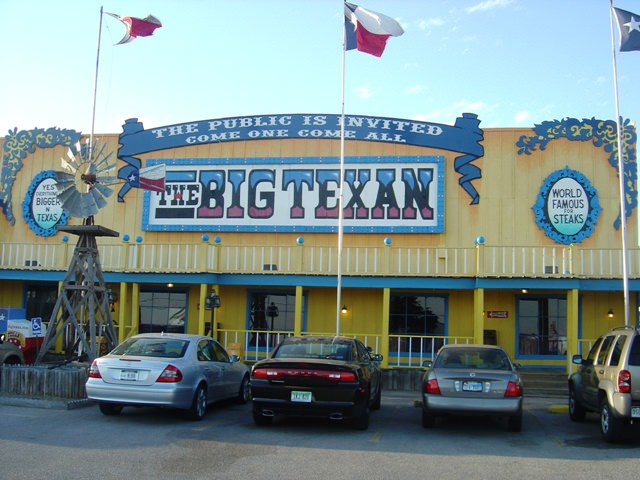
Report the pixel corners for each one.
[57,185,82,206]
[95,162,115,178]
[60,157,78,173]
[94,174,119,186]
[78,191,99,218]
[88,188,108,212]
[92,182,113,199]
[92,143,113,170]
[54,171,75,184]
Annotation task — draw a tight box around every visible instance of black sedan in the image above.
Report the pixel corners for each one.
[250,335,383,430]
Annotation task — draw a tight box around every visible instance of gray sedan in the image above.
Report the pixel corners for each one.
[86,333,250,420]
[421,344,524,432]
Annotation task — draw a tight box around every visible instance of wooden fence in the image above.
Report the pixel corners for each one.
[0,364,89,399]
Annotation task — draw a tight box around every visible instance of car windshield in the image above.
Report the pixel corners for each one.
[434,348,511,370]
[111,338,189,358]
[275,342,352,361]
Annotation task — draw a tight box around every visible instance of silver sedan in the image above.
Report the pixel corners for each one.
[421,344,524,432]
[86,333,250,420]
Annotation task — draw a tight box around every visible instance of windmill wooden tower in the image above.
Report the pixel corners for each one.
[35,140,119,364]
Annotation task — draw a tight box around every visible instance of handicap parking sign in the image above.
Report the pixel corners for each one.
[31,317,42,336]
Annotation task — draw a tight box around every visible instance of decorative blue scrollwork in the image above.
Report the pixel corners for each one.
[517,117,636,230]
[1,127,81,225]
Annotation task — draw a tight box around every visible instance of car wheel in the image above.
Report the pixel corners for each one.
[600,401,624,443]
[98,402,123,416]
[421,408,436,428]
[236,375,250,404]
[252,407,273,426]
[568,386,586,421]
[352,403,370,430]
[371,384,382,411]
[186,384,207,421]
[507,413,522,432]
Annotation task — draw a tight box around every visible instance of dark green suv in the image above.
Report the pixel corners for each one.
[568,325,640,442]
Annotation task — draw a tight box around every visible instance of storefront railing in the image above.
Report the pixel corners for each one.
[2,241,639,278]
[215,329,473,368]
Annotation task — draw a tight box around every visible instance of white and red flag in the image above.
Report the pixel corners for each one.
[105,13,162,45]
[344,2,404,57]
[137,164,166,193]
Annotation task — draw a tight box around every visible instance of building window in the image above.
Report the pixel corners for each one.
[389,294,446,354]
[248,291,296,346]
[517,296,566,356]
[139,290,187,334]
[25,284,58,322]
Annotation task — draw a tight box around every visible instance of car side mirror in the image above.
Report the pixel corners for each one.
[513,363,522,370]
[371,353,383,362]
[0,333,4,343]
[422,360,433,368]
[571,354,584,365]
[230,354,240,363]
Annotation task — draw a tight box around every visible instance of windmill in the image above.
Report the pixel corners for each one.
[35,139,120,364]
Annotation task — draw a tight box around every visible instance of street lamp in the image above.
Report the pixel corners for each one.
[266,302,279,331]
[204,290,221,337]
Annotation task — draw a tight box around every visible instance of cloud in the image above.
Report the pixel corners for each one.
[467,0,514,13]
[418,18,445,29]
[515,111,530,124]
[412,99,492,124]
[355,85,375,99]
[404,84,427,95]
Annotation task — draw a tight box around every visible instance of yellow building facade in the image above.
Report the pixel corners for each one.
[0,113,636,370]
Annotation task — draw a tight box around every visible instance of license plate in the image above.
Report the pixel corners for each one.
[632,407,640,418]
[291,391,312,403]
[462,381,483,392]
[120,370,139,381]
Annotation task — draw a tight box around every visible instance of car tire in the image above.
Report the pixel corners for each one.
[600,400,624,443]
[421,408,436,428]
[352,403,370,430]
[252,407,273,426]
[371,384,382,411]
[507,413,522,432]
[186,384,207,421]
[98,402,123,416]
[568,386,586,421]
[236,375,250,404]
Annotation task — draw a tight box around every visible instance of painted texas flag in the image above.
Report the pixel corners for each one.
[344,2,404,57]
[127,164,166,193]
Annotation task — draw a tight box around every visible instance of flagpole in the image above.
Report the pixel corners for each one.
[609,0,630,326]
[90,6,105,151]
[336,17,348,336]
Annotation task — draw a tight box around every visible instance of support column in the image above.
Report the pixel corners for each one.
[131,283,140,336]
[199,284,208,336]
[294,285,303,336]
[566,288,579,373]
[474,287,485,344]
[380,287,390,368]
[117,282,128,343]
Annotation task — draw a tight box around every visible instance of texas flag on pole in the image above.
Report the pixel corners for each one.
[105,13,162,45]
[344,2,404,57]
[613,7,640,52]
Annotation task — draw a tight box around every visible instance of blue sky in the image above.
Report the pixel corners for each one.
[1,0,639,135]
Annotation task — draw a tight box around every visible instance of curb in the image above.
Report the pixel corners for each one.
[0,396,94,410]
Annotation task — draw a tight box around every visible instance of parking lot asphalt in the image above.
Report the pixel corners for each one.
[0,389,569,413]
